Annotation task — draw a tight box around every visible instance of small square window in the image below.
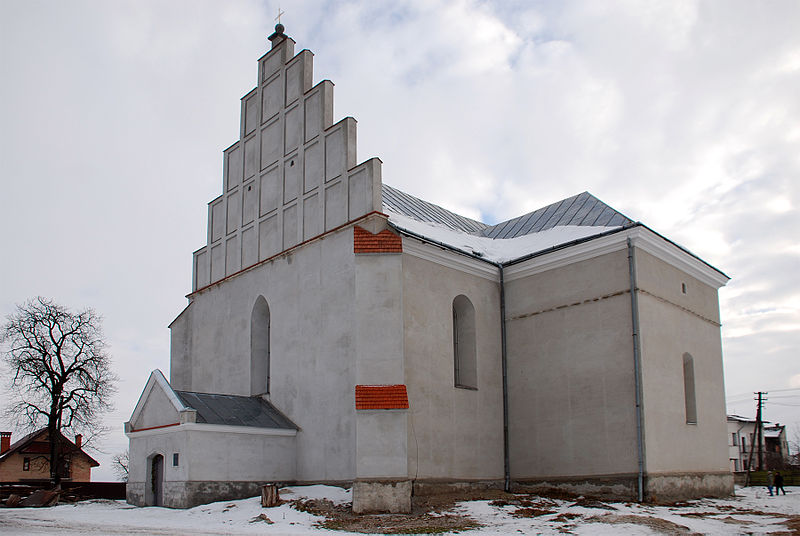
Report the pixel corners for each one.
[23,457,30,471]
[173,453,179,467]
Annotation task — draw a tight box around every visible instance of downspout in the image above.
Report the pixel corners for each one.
[627,237,645,502]
[384,224,516,493]
[499,263,511,492]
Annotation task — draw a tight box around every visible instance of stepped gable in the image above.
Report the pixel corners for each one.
[192,28,382,292]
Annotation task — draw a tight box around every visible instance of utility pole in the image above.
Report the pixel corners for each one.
[755,392,767,471]
[745,391,767,485]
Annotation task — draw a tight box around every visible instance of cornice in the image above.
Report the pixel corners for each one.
[504,231,629,282]
[125,423,297,439]
[401,238,499,281]
[628,227,729,288]
[505,227,729,289]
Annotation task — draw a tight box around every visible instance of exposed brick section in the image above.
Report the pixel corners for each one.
[355,384,409,410]
[353,226,402,254]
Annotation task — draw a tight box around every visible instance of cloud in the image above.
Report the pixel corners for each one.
[2,0,799,475]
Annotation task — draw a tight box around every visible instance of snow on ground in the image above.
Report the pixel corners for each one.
[455,487,797,535]
[386,211,621,264]
[0,485,796,535]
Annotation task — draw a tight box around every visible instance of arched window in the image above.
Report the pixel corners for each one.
[683,353,697,424]
[453,295,477,389]
[251,296,270,395]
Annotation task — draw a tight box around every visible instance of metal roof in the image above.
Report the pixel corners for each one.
[174,391,297,430]
[481,192,634,239]
[381,186,633,239]
[382,184,488,234]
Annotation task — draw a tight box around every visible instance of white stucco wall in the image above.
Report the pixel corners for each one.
[401,246,504,482]
[635,249,729,475]
[354,245,408,480]
[127,426,296,507]
[504,249,640,480]
[131,383,180,430]
[171,228,358,482]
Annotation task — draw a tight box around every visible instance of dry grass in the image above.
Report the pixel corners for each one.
[290,497,481,534]
[585,513,702,535]
[285,489,799,535]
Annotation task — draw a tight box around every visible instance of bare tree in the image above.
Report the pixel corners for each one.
[112,450,129,482]
[789,426,800,467]
[1,297,117,487]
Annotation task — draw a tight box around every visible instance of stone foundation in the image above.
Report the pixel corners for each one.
[127,480,290,509]
[513,473,639,500]
[644,472,734,502]
[125,482,145,506]
[412,479,504,496]
[353,479,411,514]
[513,471,735,503]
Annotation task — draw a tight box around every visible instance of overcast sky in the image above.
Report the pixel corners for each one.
[1,1,798,480]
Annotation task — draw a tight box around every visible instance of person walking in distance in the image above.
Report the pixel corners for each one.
[774,471,786,496]
[767,471,775,496]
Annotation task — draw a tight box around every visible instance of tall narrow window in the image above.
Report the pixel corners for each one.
[683,353,697,424]
[453,295,477,389]
[251,296,271,395]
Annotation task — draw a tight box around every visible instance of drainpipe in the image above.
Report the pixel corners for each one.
[627,237,645,502]
[385,225,511,493]
[499,264,511,492]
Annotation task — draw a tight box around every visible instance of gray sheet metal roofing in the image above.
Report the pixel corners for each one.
[382,186,633,239]
[382,184,488,234]
[482,191,634,239]
[174,390,297,429]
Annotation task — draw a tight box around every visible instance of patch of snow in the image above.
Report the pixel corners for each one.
[386,210,621,264]
[280,484,352,505]
[0,484,797,535]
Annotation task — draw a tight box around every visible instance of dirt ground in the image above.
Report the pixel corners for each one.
[290,489,800,535]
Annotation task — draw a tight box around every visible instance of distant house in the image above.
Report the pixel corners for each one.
[726,415,789,472]
[764,424,790,469]
[0,429,99,482]
[727,415,756,472]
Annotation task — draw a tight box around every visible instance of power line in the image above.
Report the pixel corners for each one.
[726,387,800,400]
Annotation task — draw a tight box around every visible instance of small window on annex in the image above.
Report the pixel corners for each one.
[23,457,30,471]
[683,353,697,424]
[453,294,477,389]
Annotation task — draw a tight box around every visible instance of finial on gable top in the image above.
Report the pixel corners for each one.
[268,21,287,47]
[268,22,288,47]
[268,6,287,47]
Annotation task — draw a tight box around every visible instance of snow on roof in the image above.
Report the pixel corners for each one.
[727,414,757,423]
[381,185,634,240]
[386,210,622,264]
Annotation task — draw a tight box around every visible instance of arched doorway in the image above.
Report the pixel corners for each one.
[149,454,164,506]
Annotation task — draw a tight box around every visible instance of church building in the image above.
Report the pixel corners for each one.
[126,24,733,511]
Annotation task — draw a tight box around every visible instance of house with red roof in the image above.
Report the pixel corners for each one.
[0,428,99,483]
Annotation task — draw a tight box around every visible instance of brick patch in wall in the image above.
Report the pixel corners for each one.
[353,226,402,254]
[355,384,409,410]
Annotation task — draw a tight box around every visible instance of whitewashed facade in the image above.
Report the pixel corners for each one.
[126,26,733,510]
